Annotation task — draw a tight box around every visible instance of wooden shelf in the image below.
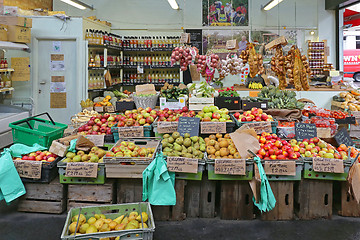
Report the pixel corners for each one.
[0,68,14,72]
[0,41,29,51]
[0,87,14,93]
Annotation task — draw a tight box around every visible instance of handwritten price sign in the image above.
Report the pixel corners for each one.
[65,162,98,178]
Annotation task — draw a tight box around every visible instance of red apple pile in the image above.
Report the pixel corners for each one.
[171,46,199,71]
[157,107,196,122]
[297,137,346,159]
[78,113,118,135]
[14,150,58,163]
[234,107,274,122]
[117,107,156,127]
[257,132,299,160]
[105,141,156,158]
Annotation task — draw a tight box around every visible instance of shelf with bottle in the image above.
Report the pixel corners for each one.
[122,70,180,86]
[123,53,175,67]
[122,35,181,51]
[85,29,122,49]
[0,71,13,91]
[88,52,122,69]
[88,72,105,90]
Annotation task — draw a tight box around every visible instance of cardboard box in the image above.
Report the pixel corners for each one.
[215,97,241,110]
[8,25,31,43]
[0,16,32,28]
[0,24,7,41]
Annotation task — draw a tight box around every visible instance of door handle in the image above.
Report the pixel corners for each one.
[40,81,46,85]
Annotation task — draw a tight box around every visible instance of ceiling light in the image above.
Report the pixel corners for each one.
[262,0,284,11]
[60,0,94,10]
[167,0,179,10]
[310,30,315,35]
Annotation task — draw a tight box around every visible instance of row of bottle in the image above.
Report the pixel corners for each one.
[123,36,181,49]
[0,72,12,88]
[0,59,8,69]
[89,54,122,68]
[123,54,172,66]
[123,71,180,84]
[88,73,105,89]
[85,29,122,47]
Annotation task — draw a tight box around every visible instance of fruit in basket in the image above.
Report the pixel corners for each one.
[63,150,105,163]
[195,106,231,122]
[162,132,205,159]
[205,134,240,159]
[256,133,299,160]
[117,108,156,127]
[14,150,58,163]
[78,113,117,135]
[110,142,156,158]
[234,107,273,122]
[157,107,196,121]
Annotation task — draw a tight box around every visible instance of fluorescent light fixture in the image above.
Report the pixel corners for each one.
[60,0,94,10]
[262,0,284,11]
[167,0,179,10]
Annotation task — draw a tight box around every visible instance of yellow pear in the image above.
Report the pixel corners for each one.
[128,220,139,229]
[94,214,101,220]
[115,237,120,240]
[135,212,148,223]
[109,221,117,230]
[99,223,111,232]
[125,224,137,230]
[140,222,148,228]
[113,215,124,224]
[103,218,112,224]
[72,214,86,224]
[99,214,106,219]
[128,211,139,221]
[120,216,129,225]
[114,223,126,231]
[69,222,80,234]
[86,225,98,234]
[94,219,104,230]
[79,223,90,234]
[87,217,96,225]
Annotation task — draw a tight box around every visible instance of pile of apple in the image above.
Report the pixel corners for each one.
[257,132,299,160]
[338,144,358,160]
[156,107,196,122]
[105,141,156,158]
[117,107,157,127]
[195,106,232,122]
[78,113,118,136]
[297,137,346,159]
[234,107,274,122]
[14,150,58,163]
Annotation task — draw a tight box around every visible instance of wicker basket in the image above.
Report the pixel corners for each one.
[133,93,159,109]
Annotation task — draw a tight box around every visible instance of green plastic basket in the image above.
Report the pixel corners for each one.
[206,159,254,180]
[9,112,68,148]
[303,157,351,181]
[230,114,277,134]
[111,125,154,143]
[61,202,154,240]
[173,161,205,181]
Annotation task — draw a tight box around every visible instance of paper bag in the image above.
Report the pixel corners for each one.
[249,178,261,203]
[230,128,260,159]
[347,162,360,203]
[75,135,95,152]
[49,134,79,157]
[136,84,156,95]
[105,70,112,87]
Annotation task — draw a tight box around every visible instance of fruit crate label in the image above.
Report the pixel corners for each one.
[214,159,246,175]
[84,135,105,147]
[65,162,98,178]
[94,106,104,112]
[264,160,296,176]
[295,123,317,141]
[242,121,272,135]
[167,157,198,173]
[200,122,226,134]
[118,126,144,138]
[317,128,331,139]
[14,160,42,179]
[157,121,179,134]
[334,128,354,147]
[104,106,115,113]
[82,107,93,111]
[312,157,344,173]
[178,117,200,137]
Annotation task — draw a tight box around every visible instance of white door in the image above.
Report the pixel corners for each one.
[34,39,81,124]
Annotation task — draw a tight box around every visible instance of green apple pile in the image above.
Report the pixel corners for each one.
[195,106,232,122]
[63,147,106,163]
[162,132,205,159]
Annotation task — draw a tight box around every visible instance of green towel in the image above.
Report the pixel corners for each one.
[142,152,176,205]
[253,157,276,212]
[68,139,77,152]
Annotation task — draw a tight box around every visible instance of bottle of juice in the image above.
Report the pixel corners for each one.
[4,58,8,68]
[95,54,101,67]
[4,72,11,88]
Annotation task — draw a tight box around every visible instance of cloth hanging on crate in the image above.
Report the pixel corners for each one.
[142,152,176,205]
[0,143,46,204]
[253,157,276,212]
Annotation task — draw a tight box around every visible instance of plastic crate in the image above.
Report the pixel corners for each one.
[57,159,106,184]
[264,160,303,181]
[206,159,254,180]
[9,112,68,148]
[303,157,351,181]
[214,97,241,110]
[166,158,205,181]
[61,202,154,240]
[20,157,62,183]
[111,125,154,143]
[231,114,277,134]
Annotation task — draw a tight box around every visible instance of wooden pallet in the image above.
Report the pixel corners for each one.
[67,180,115,211]
[296,179,332,219]
[220,181,254,220]
[261,181,294,220]
[185,175,216,218]
[339,182,360,217]
[18,178,66,214]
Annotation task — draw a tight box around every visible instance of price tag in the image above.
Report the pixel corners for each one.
[94,106,104,112]
[157,121,178,134]
[167,157,198,173]
[264,160,296,176]
[137,65,144,74]
[214,159,246,175]
[312,157,344,173]
[117,126,144,138]
[14,160,42,179]
[226,39,237,50]
[180,33,190,44]
[104,106,115,113]
[65,162,98,178]
[334,128,354,147]
[84,135,105,146]
[242,121,272,135]
[200,122,226,134]
[178,117,200,137]
[295,123,317,141]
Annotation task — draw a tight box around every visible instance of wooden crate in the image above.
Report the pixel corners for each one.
[296,179,332,219]
[18,178,66,214]
[339,182,360,217]
[67,180,115,211]
[189,97,214,111]
[261,181,294,220]
[185,175,216,218]
[220,181,254,220]
[106,164,148,179]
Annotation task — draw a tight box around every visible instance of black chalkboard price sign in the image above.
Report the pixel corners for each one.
[295,123,317,141]
[178,117,200,137]
[334,128,354,146]
[185,29,203,54]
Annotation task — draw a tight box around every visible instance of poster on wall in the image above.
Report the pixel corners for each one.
[202,0,248,26]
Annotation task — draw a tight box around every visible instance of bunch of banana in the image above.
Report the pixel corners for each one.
[248,82,263,89]
[80,99,94,108]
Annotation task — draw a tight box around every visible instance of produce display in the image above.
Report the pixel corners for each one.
[162,132,205,159]
[63,148,106,163]
[334,91,360,111]
[296,138,346,160]
[205,133,241,159]
[105,141,156,158]
[217,87,239,97]
[302,106,350,119]
[80,99,95,109]
[77,113,118,135]
[257,86,305,109]
[156,107,196,121]
[187,81,218,98]
[117,108,156,127]
[170,46,199,71]
[257,133,300,160]
[71,109,99,126]
[113,89,131,99]
[218,55,246,78]
[270,44,287,89]
[195,106,231,122]
[233,107,274,122]
[160,82,188,100]
[239,43,265,78]
[196,54,220,81]
[14,150,58,162]
[67,211,149,235]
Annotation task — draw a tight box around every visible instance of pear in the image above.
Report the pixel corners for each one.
[174,151,181,157]
[86,225,98,234]
[63,158,71,163]
[66,152,76,159]
[115,223,126,231]
[77,151,85,156]
[91,146,99,153]
[128,212,139,221]
[94,214,101,220]
[72,155,81,162]
[103,218,112,224]
[140,222,148,228]
[128,220,139,228]
[161,139,169,148]
[94,219,104,230]
[175,137,184,145]
[72,214,86,224]
[187,147,192,153]
[194,143,200,150]
[121,216,129,224]
[109,221,117,230]
[200,144,206,152]
[136,212,149,223]
[163,134,170,139]
[113,215,124,224]
[172,132,180,139]
[87,217,96,225]
[90,155,99,163]
[81,154,88,162]
[174,144,182,152]
[125,224,137,230]
[184,133,190,138]
[99,223,110,232]
[163,147,172,152]
[190,136,199,142]
[183,138,192,147]
[168,137,174,144]
[79,223,90,234]
[185,153,193,158]
[69,222,80,234]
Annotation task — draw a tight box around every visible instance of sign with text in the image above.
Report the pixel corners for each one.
[264,160,296,176]
[295,123,317,141]
[14,160,42,179]
[157,121,179,134]
[180,33,190,44]
[334,127,354,147]
[242,121,272,135]
[65,162,98,178]
[185,29,203,54]
[177,117,200,137]
[104,106,115,113]
[117,126,144,138]
[214,159,246,175]
[312,157,344,173]
[167,157,198,173]
[84,135,105,147]
[200,122,226,134]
